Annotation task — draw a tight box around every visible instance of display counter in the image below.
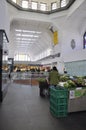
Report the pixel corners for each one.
[68,88,86,112]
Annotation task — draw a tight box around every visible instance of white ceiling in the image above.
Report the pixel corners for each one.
[52,0,86,32]
[10,19,52,60]
[9,0,86,61]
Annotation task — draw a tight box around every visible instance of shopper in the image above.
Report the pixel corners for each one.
[48,66,60,87]
[8,72,11,80]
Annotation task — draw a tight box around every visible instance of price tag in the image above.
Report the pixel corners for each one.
[69,90,75,99]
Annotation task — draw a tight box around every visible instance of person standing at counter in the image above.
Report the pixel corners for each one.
[48,66,60,87]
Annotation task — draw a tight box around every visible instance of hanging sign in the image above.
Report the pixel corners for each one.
[53,31,58,45]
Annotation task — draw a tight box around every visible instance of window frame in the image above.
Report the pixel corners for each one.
[51,2,57,10]
[22,0,29,8]
[61,0,67,8]
[12,0,16,3]
[40,2,47,11]
[31,1,38,10]
[83,32,86,49]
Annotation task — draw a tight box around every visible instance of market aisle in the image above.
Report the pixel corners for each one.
[0,83,86,130]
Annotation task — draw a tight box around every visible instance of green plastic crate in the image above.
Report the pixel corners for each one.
[50,100,67,111]
[50,87,68,99]
[50,96,68,105]
[50,106,67,118]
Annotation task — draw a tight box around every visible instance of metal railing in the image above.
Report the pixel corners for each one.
[11,71,49,80]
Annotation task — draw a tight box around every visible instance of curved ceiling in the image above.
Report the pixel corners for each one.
[10,18,53,60]
[8,0,86,62]
[7,0,75,14]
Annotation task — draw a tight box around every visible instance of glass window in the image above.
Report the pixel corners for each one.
[12,0,16,3]
[3,55,8,61]
[51,2,57,10]
[83,32,86,49]
[22,0,28,8]
[14,54,30,61]
[31,1,38,10]
[61,0,67,7]
[8,0,74,12]
[40,3,47,11]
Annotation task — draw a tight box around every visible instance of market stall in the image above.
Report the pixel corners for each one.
[49,75,86,117]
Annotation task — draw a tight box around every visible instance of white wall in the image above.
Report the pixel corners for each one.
[0,0,10,38]
[7,0,86,74]
[52,0,86,63]
[46,0,86,74]
[60,17,86,62]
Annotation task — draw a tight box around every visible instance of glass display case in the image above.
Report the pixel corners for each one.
[0,30,9,102]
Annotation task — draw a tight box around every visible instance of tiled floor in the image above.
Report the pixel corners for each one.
[0,83,86,130]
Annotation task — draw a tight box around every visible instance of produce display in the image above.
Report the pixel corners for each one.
[49,74,86,114]
[64,80,76,89]
[60,75,70,82]
[37,74,86,98]
[60,75,86,89]
[74,77,85,87]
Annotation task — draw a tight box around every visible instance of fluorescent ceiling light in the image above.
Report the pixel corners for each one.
[15,29,22,32]
[21,38,36,41]
[22,34,34,37]
[16,38,36,41]
[16,41,34,43]
[16,34,39,38]
[34,35,39,38]
[16,42,34,44]
[22,30,35,33]
[15,29,41,34]
[16,34,21,36]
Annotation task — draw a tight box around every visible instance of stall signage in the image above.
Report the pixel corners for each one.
[69,88,86,99]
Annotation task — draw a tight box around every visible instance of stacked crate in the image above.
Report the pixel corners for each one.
[50,86,68,118]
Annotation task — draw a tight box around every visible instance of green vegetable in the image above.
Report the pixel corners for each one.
[60,75,69,82]
[64,80,76,89]
[37,78,46,82]
[76,77,85,87]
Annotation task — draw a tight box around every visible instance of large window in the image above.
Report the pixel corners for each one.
[61,0,67,7]
[51,2,57,10]
[14,54,30,61]
[12,0,16,3]
[40,3,47,11]
[7,0,75,13]
[31,1,38,10]
[22,0,28,8]
[83,32,86,49]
